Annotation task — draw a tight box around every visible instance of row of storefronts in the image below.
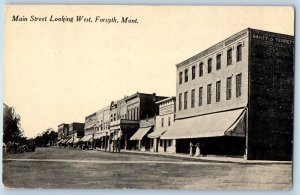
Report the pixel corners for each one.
[57,28,294,161]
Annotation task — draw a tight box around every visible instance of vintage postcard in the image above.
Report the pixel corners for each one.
[3,5,294,189]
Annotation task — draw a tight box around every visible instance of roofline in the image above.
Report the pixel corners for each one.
[85,112,97,120]
[175,28,250,68]
[125,92,155,101]
[176,28,294,69]
[58,123,69,127]
[69,122,84,125]
[156,96,176,104]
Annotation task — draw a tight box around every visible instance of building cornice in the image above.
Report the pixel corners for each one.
[176,28,249,69]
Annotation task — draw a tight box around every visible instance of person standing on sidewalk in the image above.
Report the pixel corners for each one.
[195,143,201,157]
[189,141,194,156]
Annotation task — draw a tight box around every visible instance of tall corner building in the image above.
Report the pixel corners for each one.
[169,28,294,160]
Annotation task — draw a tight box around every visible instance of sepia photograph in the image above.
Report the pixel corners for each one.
[3,5,294,190]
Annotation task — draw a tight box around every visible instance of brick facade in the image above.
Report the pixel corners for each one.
[175,28,294,160]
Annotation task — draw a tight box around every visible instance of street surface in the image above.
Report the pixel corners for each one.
[2,147,292,189]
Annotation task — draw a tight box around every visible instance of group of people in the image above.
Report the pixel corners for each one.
[189,142,207,157]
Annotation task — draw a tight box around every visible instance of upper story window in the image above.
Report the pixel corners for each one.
[132,109,135,120]
[237,44,242,62]
[136,107,139,120]
[227,48,232,65]
[184,91,188,109]
[199,62,203,77]
[199,87,203,106]
[184,69,188,82]
[192,66,196,80]
[191,89,195,108]
[236,74,242,97]
[208,58,212,73]
[161,118,164,127]
[226,77,232,100]
[207,84,212,104]
[179,72,183,84]
[168,116,171,126]
[216,81,221,102]
[216,54,221,70]
[179,93,182,111]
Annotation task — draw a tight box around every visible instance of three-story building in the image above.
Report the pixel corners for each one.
[162,28,294,160]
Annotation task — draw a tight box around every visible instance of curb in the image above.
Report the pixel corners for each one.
[97,150,292,165]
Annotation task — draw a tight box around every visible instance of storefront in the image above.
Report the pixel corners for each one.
[161,108,246,156]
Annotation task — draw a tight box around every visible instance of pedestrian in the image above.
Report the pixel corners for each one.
[189,141,194,156]
[195,143,201,157]
[117,139,121,153]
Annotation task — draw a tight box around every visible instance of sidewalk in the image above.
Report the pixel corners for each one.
[96,148,292,165]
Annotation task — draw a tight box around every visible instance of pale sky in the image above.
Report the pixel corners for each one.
[4,5,294,138]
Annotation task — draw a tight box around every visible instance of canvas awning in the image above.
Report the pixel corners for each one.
[94,132,105,139]
[63,139,71,144]
[130,126,153,141]
[148,129,167,139]
[161,108,246,139]
[57,139,64,144]
[80,134,93,142]
[73,137,80,144]
[224,110,246,137]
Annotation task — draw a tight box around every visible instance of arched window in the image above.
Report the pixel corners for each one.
[237,44,242,62]
[179,72,183,84]
[208,58,212,73]
[192,66,196,80]
[227,48,232,65]
[216,54,221,70]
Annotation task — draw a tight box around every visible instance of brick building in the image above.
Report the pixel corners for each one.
[93,106,110,149]
[130,117,155,151]
[162,28,294,160]
[126,92,168,150]
[68,122,84,145]
[101,92,168,151]
[151,97,176,153]
[81,112,97,146]
[57,123,69,140]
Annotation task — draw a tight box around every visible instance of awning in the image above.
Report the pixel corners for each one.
[67,139,73,144]
[63,139,71,144]
[130,126,153,141]
[161,108,246,139]
[80,135,93,142]
[94,132,105,139]
[148,129,167,139]
[84,123,96,130]
[73,137,80,144]
[224,110,246,137]
[57,139,64,144]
